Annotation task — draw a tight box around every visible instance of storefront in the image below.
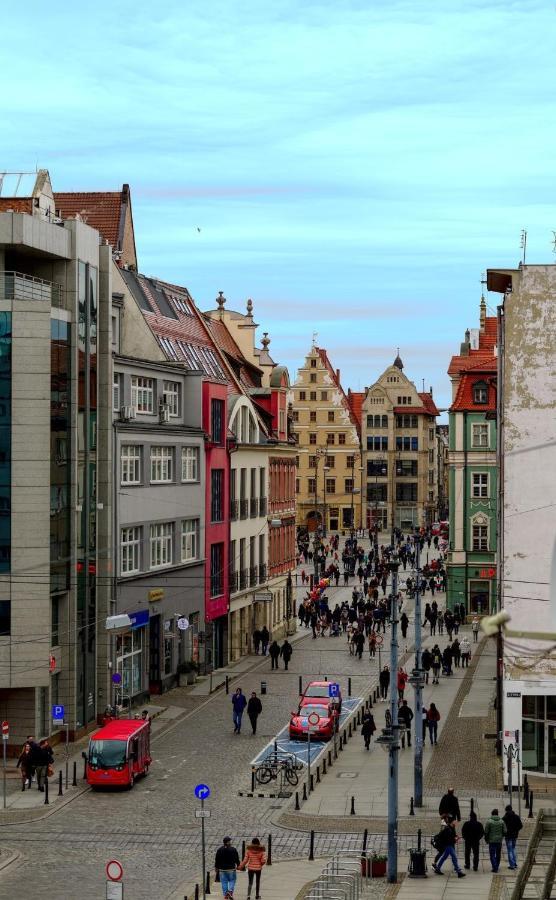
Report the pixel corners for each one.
[116,609,148,703]
[503,680,556,782]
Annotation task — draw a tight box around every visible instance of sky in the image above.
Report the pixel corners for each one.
[3,0,556,414]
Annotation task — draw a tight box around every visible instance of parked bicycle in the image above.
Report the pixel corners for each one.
[255,755,299,786]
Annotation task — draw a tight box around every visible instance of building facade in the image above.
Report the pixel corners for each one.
[291,345,362,534]
[361,355,439,534]
[487,265,556,781]
[446,299,498,617]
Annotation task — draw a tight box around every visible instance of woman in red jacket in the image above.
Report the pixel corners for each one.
[238,837,266,900]
[397,667,408,701]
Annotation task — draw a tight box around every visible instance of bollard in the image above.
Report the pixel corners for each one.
[348,677,352,697]
[299,675,302,695]
[338,736,343,752]
[310,774,314,793]
[215,870,220,883]
[316,766,320,784]
[409,796,415,816]
[44,775,49,805]
[417,828,422,851]
[194,885,199,900]
[324,675,327,681]
[322,758,327,775]
[350,796,356,815]
[528,790,534,818]
[72,760,77,787]
[334,742,338,759]
[261,681,267,695]
[225,675,229,694]
[369,695,373,709]
[470,797,474,814]
[348,722,352,738]
[267,833,272,866]
[328,750,332,767]
[309,829,315,861]
[251,768,256,792]
[302,783,307,802]
[343,730,347,746]
[242,840,246,859]
[362,828,368,853]
[523,774,529,805]
[205,871,211,894]
[83,757,87,780]
[295,791,300,810]
[58,771,63,797]
[274,740,278,754]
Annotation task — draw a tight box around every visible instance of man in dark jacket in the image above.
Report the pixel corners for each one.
[379,666,390,700]
[433,815,465,877]
[503,804,523,870]
[421,648,432,684]
[247,692,263,735]
[280,640,293,670]
[214,836,240,898]
[354,630,365,660]
[269,640,280,669]
[260,626,270,656]
[398,700,414,748]
[33,739,54,792]
[252,628,262,655]
[439,787,461,822]
[232,688,247,734]
[462,811,485,871]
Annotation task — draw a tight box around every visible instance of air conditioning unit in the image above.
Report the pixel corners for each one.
[159,404,170,424]
[119,405,136,422]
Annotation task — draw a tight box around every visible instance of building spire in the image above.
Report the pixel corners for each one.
[393,348,404,370]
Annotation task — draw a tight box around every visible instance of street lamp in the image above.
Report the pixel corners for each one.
[408,539,424,807]
[322,466,330,538]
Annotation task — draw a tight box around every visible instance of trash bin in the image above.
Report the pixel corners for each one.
[261,681,267,695]
[408,847,427,878]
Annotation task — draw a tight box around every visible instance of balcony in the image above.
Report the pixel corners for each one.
[229,570,239,593]
[259,497,267,516]
[249,566,258,587]
[239,568,248,590]
[250,498,258,518]
[230,499,238,521]
[239,499,248,520]
[258,563,267,584]
[0,271,63,307]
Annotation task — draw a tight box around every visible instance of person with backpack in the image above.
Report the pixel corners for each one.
[484,809,507,873]
[398,700,414,748]
[361,712,376,750]
[462,811,485,871]
[503,804,523,870]
[431,646,442,684]
[439,787,461,821]
[427,703,441,745]
[421,648,432,684]
[432,815,466,878]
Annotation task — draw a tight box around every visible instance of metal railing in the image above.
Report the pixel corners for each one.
[258,564,267,584]
[239,499,248,519]
[259,497,267,516]
[250,497,258,518]
[239,568,248,590]
[230,499,238,521]
[0,271,63,306]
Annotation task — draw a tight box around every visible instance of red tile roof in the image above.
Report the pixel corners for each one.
[418,392,440,417]
[347,390,364,428]
[448,316,497,375]
[0,198,33,213]
[54,190,122,247]
[451,364,497,412]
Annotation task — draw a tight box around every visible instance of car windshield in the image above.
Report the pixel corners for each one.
[89,739,127,768]
[305,686,330,698]
[299,706,327,718]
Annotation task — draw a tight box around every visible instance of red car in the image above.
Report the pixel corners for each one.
[289,703,338,741]
[300,680,342,714]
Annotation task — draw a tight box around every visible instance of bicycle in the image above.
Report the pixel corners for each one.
[255,758,299,786]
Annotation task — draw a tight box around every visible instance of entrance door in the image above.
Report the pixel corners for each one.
[469,580,489,615]
[548,725,556,776]
[149,614,161,692]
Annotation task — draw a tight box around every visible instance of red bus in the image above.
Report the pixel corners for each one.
[83,719,151,789]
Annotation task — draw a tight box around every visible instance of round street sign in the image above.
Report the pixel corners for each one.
[106,859,123,882]
[194,783,210,800]
[177,617,190,631]
[308,712,320,726]
[111,672,122,684]
[374,634,384,645]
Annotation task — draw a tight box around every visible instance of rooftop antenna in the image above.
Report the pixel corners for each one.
[312,331,318,347]
[422,378,425,392]
[520,229,527,265]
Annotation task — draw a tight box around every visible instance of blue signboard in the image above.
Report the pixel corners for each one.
[194,783,210,800]
[52,704,64,721]
[328,683,340,698]
[129,610,149,630]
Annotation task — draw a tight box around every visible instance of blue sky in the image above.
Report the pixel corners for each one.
[3,0,556,412]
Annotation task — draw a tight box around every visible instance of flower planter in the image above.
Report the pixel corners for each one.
[371,859,387,878]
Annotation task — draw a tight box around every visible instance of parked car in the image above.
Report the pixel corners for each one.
[289,703,338,741]
[300,680,342,714]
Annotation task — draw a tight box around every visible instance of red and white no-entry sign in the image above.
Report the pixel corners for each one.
[1,721,8,738]
[106,859,123,882]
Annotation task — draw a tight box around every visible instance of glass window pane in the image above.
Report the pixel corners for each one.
[522,695,543,719]
[522,719,544,772]
[546,696,556,721]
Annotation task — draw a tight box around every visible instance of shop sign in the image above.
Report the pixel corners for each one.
[506,692,521,698]
[129,610,149,630]
[148,588,164,602]
[479,568,496,578]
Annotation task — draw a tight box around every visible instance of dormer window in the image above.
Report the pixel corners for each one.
[473,381,488,404]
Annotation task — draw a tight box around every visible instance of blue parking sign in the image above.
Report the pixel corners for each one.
[52,704,64,721]
[328,683,340,698]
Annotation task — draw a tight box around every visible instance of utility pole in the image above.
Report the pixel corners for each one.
[412,539,424,807]
[387,555,400,883]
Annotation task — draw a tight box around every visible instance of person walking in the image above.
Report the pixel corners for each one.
[354,629,365,660]
[33,738,54,792]
[397,667,408,701]
[16,741,34,791]
[400,611,409,639]
[368,631,377,658]
[472,616,480,643]
[433,815,466,877]
[280,639,293,670]
[503,804,523,870]
[484,808,507,873]
[238,836,266,900]
[421,648,432,684]
[398,700,414,748]
[460,636,471,668]
[361,712,376,750]
[252,628,262,655]
[214,836,240,899]
[452,638,461,668]
[439,787,461,822]
[232,688,247,734]
[247,692,263,736]
[260,626,270,656]
[431,646,442,684]
[427,703,441,745]
[422,705,428,743]
[379,665,390,700]
[269,639,280,669]
[462,811,485,871]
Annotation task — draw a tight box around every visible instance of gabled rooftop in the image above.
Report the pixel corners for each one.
[54,184,137,268]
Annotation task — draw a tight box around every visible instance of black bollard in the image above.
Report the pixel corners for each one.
[528,790,534,818]
[225,675,229,694]
[362,828,368,852]
[338,736,343,752]
[409,796,414,816]
[310,774,314,793]
[205,872,211,895]
[251,768,256,792]
[352,717,357,733]
[322,758,327,775]
[267,834,272,866]
[194,885,199,900]
[316,766,320,784]
[302,783,307,802]
[299,675,302,695]
[348,722,352,738]
[348,677,352,697]
[328,750,332,767]
[309,829,315,861]
[295,791,300,810]
[72,761,77,787]
[369,695,373,709]
[470,797,474,814]
[44,775,49,805]
[523,774,529,805]
[343,730,347,746]
[274,740,278,754]
[83,757,87,780]
[350,796,356,815]
[242,840,246,859]
[58,771,63,797]
[417,828,422,851]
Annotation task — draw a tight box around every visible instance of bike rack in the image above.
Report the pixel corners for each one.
[306,849,371,900]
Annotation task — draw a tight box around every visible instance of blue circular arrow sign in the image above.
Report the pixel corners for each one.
[194,783,210,800]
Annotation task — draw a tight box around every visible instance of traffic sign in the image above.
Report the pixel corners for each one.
[1,720,8,740]
[328,683,340,698]
[176,617,190,631]
[194,783,210,800]
[52,704,64,722]
[106,859,124,882]
[308,711,321,726]
[106,884,123,900]
[111,672,122,685]
[195,808,211,818]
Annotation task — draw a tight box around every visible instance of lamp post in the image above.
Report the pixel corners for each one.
[322,466,330,538]
[410,539,424,807]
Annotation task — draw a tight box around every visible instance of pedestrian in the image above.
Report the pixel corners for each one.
[379,665,390,700]
[452,639,461,668]
[433,815,466,877]
[400,611,409,639]
[460,636,471,668]
[484,808,507,873]
[472,616,480,643]
[238,836,266,900]
[397,667,408,701]
[439,786,461,821]
[252,628,261,655]
[398,700,414,748]
[442,644,453,677]
[431,646,442,684]
[33,738,54,792]
[368,632,377,658]
[462,811,485,871]
[361,712,376,750]
[16,741,33,791]
[280,639,293,670]
[354,629,365,660]
[232,688,247,734]
[427,703,441,745]
[260,626,270,656]
[269,640,280,669]
[247,692,263,736]
[422,705,428,743]
[421,648,432,684]
[215,836,240,899]
[503,804,523,870]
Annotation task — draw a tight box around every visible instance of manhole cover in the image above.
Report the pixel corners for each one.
[337,772,358,778]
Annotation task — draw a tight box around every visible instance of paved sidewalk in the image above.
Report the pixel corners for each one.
[396,870,494,899]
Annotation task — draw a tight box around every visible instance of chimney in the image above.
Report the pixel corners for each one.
[480,294,486,331]
[336,369,340,383]
[429,386,433,396]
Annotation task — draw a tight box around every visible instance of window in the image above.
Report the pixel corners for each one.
[472,473,489,498]
[308,455,317,468]
[338,433,346,445]
[325,455,334,468]
[472,423,489,447]
[395,459,416,477]
[326,433,335,445]
[308,477,316,494]
[292,410,299,422]
[428,448,434,463]
[121,445,141,485]
[368,459,388,476]
[429,428,435,442]
[345,478,354,493]
[181,446,199,482]
[310,359,317,368]
[367,483,387,502]
[328,411,335,423]
[382,415,388,428]
[131,376,154,413]
[309,433,317,445]
[473,382,488,404]
[310,391,317,401]
[210,543,224,597]
[211,469,224,522]
[150,446,173,483]
[51,596,60,646]
[321,391,328,401]
[310,373,317,383]
[181,519,199,562]
[396,483,418,501]
[310,410,317,422]
[162,380,180,417]
[411,437,418,451]
[299,391,306,401]
[428,469,435,485]
[367,436,388,451]
[396,436,418,451]
[325,478,335,494]
[396,414,418,429]
[347,455,355,469]
[472,523,488,551]
[211,399,224,444]
[121,526,141,574]
[0,601,10,636]
[150,522,173,568]
[295,478,300,494]
[113,374,121,411]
